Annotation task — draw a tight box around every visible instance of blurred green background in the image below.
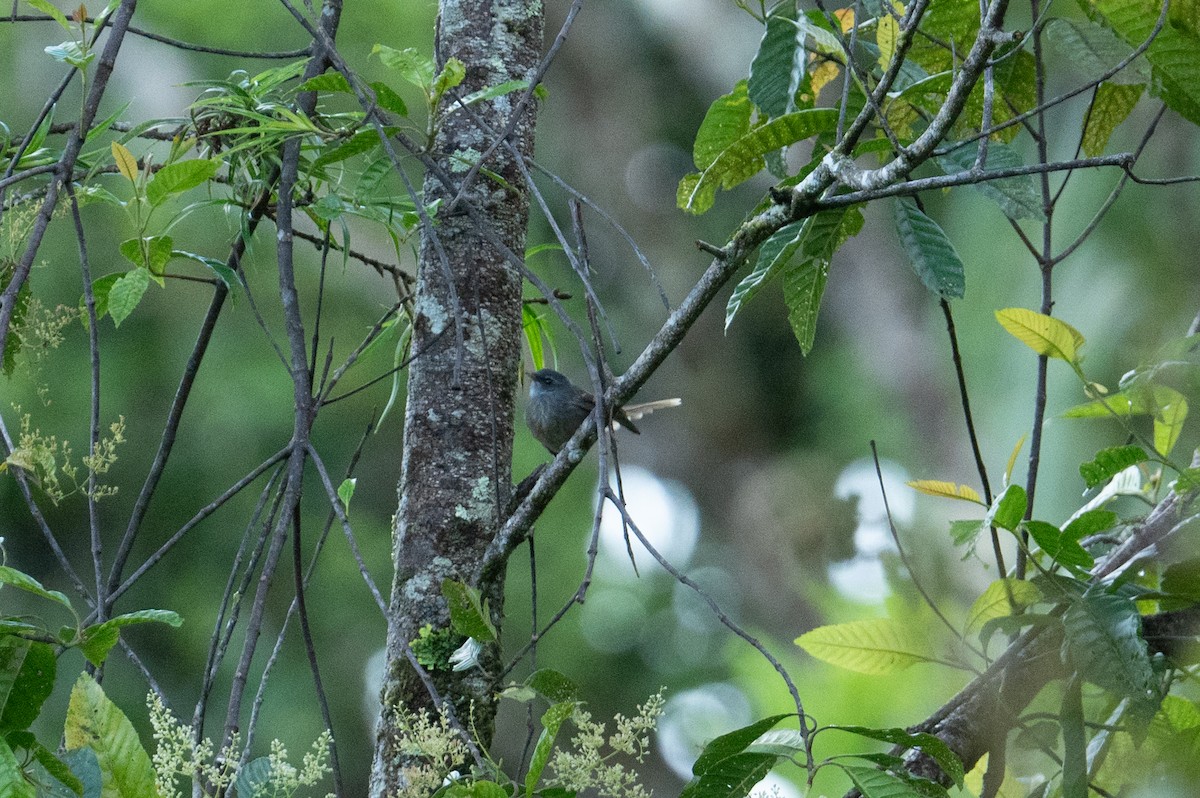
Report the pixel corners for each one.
[3,1,1199,795]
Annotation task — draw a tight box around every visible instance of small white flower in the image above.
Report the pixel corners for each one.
[449,637,482,671]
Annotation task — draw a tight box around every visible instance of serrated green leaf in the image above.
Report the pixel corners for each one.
[145,159,219,206]
[107,268,150,328]
[0,566,72,611]
[964,579,1042,636]
[893,198,965,299]
[442,580,497,643]
[1078,445,1147,488]
[693,81,754,171]
[372,44,435,89]
[680,109,839,214]
[796,619,932,674]
[1024,520,1094,569]
[1083,83,1144,156]
[995,308,1084,363]
[748,6,805,118]
[525,701,576,798]
[985,484,1027,532]
[119,236,174,282]
[725,219,807,332]
[937,140,1045,221]
[64,673,160,798]
[1045,18,1145,85]
[1062,591,1157,707]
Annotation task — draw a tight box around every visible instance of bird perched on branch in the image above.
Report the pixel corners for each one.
[525,368,681,453]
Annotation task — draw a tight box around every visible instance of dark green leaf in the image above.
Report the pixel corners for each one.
[892,198,965,299]
[827,726,963,787]
[235,756,274,798]
[783,208,863,354]
[680,752,777,798]
[526,701,576,797]
[936,140,1045,221]
[171,250,240,291]
[296,72,353,93]
[1062,509,1118,541]
[369,81,409,117]
[0,566,72,611]
[1044,18,1145,85]
[312,129,379,170]
[525,668,579,704]
[1078,445,1147,488]
[442,580,498,643]
[839,764,926,798]
[0,737,35,798]
[0,639,55,732]
[691,715,792,776]
[1160,559,1200,611]
[1060,676,1087,798]
[1062,590,1158,710]
[725,219,807,332]
[31,741,85,797]
[748,5,805,118]
[118,236,174,281]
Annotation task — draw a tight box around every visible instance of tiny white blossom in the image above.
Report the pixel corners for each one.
[449,637,482,671]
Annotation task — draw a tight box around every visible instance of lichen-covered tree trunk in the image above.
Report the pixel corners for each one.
[370,1,542,793]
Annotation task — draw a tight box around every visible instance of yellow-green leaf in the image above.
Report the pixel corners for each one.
[796,618,931,674]
[964,579,1042,635]
[876,11,899,72]
[65,673,160,798]
[1004,435,1026,484]
[996,307,1085,363]
[1154,390,1188,457]
[111,141,137,184]
[907,479,983,504]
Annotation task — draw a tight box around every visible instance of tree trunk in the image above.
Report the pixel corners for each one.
[370,1,543,793]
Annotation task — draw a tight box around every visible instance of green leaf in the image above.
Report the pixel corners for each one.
[1061,590,1157,708]
[525,668,579,704]
[725,222,799,332]
[525,701,576,798]
[1044,18,1145,85]
[235,756,274,798]
[985,484,1027,532]
[63,673,160,798]
[1,639,56,733]
[796,619,932,674]
[782,208,862,354]
[0,737,36,798]
[0,566,73,611]
[995,308,1085,363]
[119,236,174,282]
[107,268,151,328]
[748,5,805,118]
[111,141,138,183]
[964,579,1042,636]
[522,304,552,372]
[693,81,754,171]
[679,109,839,214]
[892,198,966,299]
[79,610,182,668]
[839,763,928,798]
[1062,509,1118,541]
[442,579,498,643]
[937,140,1045,221]
[1083,83,1144,157]
[1060,677,1087,798]
[145,159,220,206]
[681,715,792,798]
[1023,520,1093,569]
[828,725,964,787]
[27,0,71,30]
[1078,445,1147,488]
[372,45,435,89]
[171,250,239,290]
[45,41,95,70]
[31,741,85,796]
[312,129,380,170]
[1161,558,1200,610]
[296,72,353,93]
[337,478,356,512]
[1153,388,1187,457]
[458,79,530,109]
[432,57,467,99]
[369,81,409,117]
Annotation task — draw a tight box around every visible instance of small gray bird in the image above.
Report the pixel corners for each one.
[525,368,682,453]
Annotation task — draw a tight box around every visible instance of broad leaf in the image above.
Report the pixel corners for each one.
[1023,520,1093,569]
[525,701,576,797]
[691,81,753,169]
[964,579,1042,636]
[442,580,498,643]
[937,140,1045,221]
[1078,445,1147,488]
[893,198,965,299]
[1061,591,1157,711]
[1082,83,1144,157]
[111,141,137,183]
[748,6,805,118]
[0,566,72,611]
[1,638,56,733]
[145,159,220,206]
[64,674,160,798]
[107,268,151,328]
[828,725,964,787]
[985,484,1027,532]
[796,619,932,674]
[995,308,1084,363]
